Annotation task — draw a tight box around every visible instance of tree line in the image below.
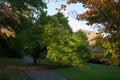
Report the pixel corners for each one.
[0,0,90,66]
[1,0,120,66]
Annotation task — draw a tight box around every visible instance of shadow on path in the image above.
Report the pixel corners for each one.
[24,70,67,80]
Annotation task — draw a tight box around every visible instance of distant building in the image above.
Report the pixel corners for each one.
[84,30,97,45]
[84,30,105,53]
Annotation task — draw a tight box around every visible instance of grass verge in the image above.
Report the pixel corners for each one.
[0,57,26,80]
[0,57,22,63]
[56,63,120,80]
[0,68,26,80]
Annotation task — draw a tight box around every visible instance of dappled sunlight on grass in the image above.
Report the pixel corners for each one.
[0,57,50,70]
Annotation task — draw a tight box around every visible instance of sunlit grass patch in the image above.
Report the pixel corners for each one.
[56,63,120,80]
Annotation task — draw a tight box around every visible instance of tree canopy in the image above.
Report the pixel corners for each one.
[0,0,46,38]
[0,0,92,66]
[64,0,120,53]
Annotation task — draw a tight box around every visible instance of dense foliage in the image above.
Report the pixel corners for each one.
[0,0,90,66]
[0,0,46,58]
[67,0,120,52]
[63,0,120,65]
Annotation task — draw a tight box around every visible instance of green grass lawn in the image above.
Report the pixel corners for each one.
[1,57,120,80]
[0,57,22,63]
[0,57,26,80]
[0,68,26,80]
[56,63,120,80]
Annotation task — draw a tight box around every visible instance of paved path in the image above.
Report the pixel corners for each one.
[24,70,67,80]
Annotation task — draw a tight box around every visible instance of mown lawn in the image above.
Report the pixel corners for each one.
[56,63,120,80]
[0,68,26,80]
[0,57,26,80]
[0,57,22,63]
[1,57,120,80]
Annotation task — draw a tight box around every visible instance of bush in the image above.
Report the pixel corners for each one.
[46,43,82,66]
[88,53,120,66]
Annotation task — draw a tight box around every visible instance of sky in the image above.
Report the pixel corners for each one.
[45,0,95,32]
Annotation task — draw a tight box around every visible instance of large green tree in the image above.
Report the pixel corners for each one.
[18,12,73,64]
[46,19,90,65]
[47,29,90,66]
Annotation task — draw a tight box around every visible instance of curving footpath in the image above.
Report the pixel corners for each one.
[24,70,67,80]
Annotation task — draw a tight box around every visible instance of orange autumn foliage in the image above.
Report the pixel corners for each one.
[0,2,20,38]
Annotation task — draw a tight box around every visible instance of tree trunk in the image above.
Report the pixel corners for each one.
[32,51,39,65]
[32,42,40,65]
[33,56,38,65]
